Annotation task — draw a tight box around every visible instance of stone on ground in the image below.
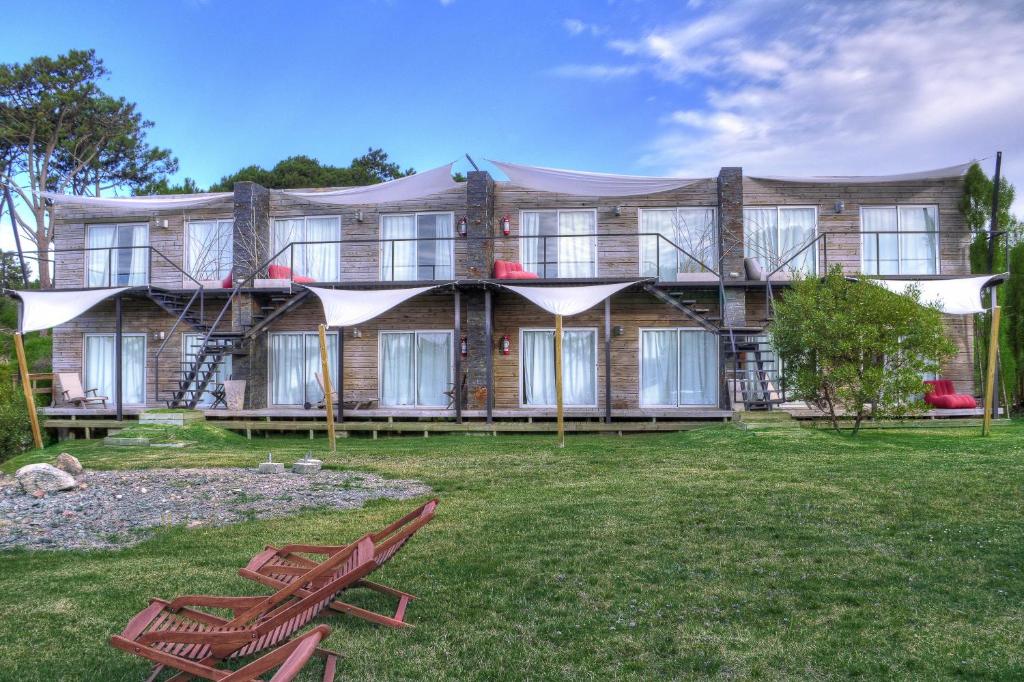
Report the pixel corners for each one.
[54,453,84,476]
[15,463,77,496]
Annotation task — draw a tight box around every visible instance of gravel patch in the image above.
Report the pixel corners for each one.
[0,468,430,551]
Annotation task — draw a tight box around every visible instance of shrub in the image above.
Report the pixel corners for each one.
[0,378,31,461]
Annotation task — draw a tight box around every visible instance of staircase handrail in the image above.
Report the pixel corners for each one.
[153,286,204,404]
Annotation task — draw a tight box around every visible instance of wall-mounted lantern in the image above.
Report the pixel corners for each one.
[352,328,362,338]
[457,216,469,237]
[500,215,511,236]
[460,335,468,357]
[834,200,844,215]
[612,325,625,337]
[355,209,365,223]
[499,334,511,355]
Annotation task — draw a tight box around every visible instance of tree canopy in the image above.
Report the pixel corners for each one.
[770,266,956,433]
[207,148,414,192]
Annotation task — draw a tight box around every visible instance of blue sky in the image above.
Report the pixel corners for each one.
[4,0,1022,210]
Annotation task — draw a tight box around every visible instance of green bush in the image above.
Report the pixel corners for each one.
[0,378,31,461]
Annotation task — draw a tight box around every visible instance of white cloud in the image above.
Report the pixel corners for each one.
[547,64,641,80]
[563,17,606,37]
[439,0,455,5]
[567,1,1024,210]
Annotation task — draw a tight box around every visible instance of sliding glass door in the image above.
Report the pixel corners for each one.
[83,334,146,404]
[380,213,454,281]
[186,220,233,282]
[379,331,453,407]
[640,328,718,406]
[269,332,338,406]
[520,210,597,278]
[87,224,149,286]
[521,328,597,406]
[640,208,718,280]
[271,216,342,281]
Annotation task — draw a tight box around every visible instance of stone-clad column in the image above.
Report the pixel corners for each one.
[231,181,271,408]
[463,171,496,409]
[717,167,746,327]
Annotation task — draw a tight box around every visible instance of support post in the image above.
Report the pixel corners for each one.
[454,288,462,423]
[555,314,564,448]
[14,332,42,449]
[484,288,493,423]
[318,323,336,451]
[604,297,612,423]
[115,295,123,421]
[983,305,1001,436]
[337,326,344,423]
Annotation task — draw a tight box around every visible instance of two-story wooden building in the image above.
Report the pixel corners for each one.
[40,160,978,431]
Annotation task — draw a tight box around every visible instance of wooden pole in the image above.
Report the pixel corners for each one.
[983,305,1001,436]
[318,324,336,451]
[115,295,123,421]
[604,298,612,423]
[337,327,344,424]
[555,314,564,448]
[14,332,42,449]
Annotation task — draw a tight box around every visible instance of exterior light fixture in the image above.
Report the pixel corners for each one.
[460,335,468,357]
[355,209,364,222]
[834,200,844,214]
[500,215,511,236]
[612,325,624,337]
[153,330,166,341]
[457,216,468,237]
[614,205,623,217]
[352,328,362,338]
[499,334,511,355]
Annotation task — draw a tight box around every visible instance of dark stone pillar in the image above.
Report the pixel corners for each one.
[463,171,495,409]
[717,167,746,327]
[232,181,271,408]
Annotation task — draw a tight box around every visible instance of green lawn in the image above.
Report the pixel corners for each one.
[1,422,1022,680]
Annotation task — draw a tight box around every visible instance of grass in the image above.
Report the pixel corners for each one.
[1,422,1023,680]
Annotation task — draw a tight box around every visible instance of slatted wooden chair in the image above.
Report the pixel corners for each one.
[240,499,439,629]
[110,535,376,681]
[57,372,108,407]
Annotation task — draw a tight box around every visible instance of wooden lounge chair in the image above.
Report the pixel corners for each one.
[57,372,108,407]
[240,499,439,629]
[314,371,338,409]
[110,536,377,681]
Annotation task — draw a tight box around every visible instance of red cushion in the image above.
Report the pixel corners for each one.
[293,275,316,284]
[221,272,232,288]
[517,271,540,279]
[267,264,292,279]
[495,259,540,279]
[924,379,977,409]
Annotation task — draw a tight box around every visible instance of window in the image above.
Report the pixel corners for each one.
[186,220,233,281]
[640,208,718,280]
[268,331,338,406]
[743,207,817,276]
[272,216,341,281]
[86,223,149,286]
[379,331,453,407]
[84,334,146,405]
[520,328,597,406]
[520,210,597,278]
[380,213,454,281]
[861,206,938,275]
[640,328,718,406]
[183,333,233,407]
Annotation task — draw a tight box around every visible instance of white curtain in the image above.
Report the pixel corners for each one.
[381,215,417,281]
[522,329,595,406]
[124,224,149,285]
[303,332,338,404]
[520,212,542,275]
[640,330,679,406]
[643,208,717,279]
[422,214,454,280]
[304,217,340,281]
[522,330,555,405]
[270,332,336,405]
[861,208,898,275]
[778,208,816,275]
[640,209,675,280]
[557,211,596,278]
[381,332,415,405]
[273,219,304,275]
[416,332,451,406]
[85,334,145,405]
[679,331,718,405]
[87,225,116,287]
[187,220,233,280]
[744,209,778,273]
[898,206,938,275]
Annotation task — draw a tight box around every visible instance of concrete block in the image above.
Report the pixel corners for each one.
[292,459,323,474]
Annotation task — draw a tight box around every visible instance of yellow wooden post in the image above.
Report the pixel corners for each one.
[318,324,336,452]
[14,332,42,449]
[554,314,564,448]
[983,306,1001,436]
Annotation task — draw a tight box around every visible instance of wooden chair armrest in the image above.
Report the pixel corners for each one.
[169,594,268,611]
[61,389,71,399]
[222,625,330,682]
[85,388,99,396]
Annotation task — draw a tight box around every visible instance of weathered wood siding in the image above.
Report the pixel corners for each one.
[492,179,720,279]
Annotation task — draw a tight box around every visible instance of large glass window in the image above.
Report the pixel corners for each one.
[269,331,338,406]
[861,206,938,275]
[379,331,453,407]
[521,328,597,406]
[379,213,454,281]
[272,216,341,281]
[183,333,233,407]
[84,334,146,404]
[640,208,718,280]
[743,207,817,276]
[520,210,597,278]
[186,220,233,281]
[640,328,718,406]
[86,223,149,286]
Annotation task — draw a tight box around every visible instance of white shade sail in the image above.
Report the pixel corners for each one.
[490,160,704,196]
[281,163,460,205]
[500,281,638,317]
[39,191,232,211]
[748,162,972,184]
[305,284,447,327]
[870,274,1005,315]
[14,287,129,333]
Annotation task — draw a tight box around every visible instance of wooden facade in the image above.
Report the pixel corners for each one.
[44,165,980,419]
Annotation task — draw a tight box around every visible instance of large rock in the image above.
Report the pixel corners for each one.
[15,463,77,496]
[54,453,84,476]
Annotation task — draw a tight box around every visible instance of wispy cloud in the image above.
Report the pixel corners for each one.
[560,0,1024,195]
[548,64,640,80]
[563,17,606,37]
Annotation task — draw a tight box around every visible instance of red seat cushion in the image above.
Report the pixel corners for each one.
[293,275,316,284]
[923,379,976,408]
[495,260,540,279]
[221,272,232,289]
[267,264,292,279]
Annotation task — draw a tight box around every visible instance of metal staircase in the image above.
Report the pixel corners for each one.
[724,332,787,411]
